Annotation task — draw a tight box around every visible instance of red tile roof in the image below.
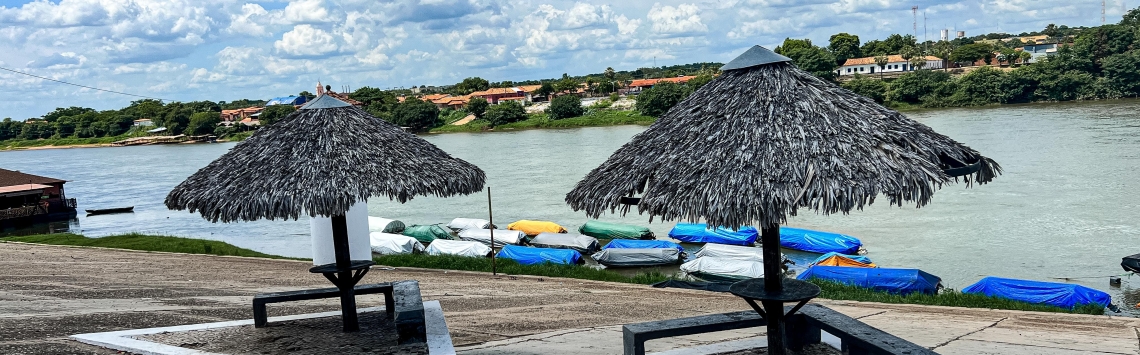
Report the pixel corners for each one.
[842,55,941,66]
[629,76,697,88]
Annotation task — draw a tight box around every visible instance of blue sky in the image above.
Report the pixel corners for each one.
[0,0,1127,118]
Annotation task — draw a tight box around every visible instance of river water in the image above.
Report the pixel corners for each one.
[3,100,1140,311]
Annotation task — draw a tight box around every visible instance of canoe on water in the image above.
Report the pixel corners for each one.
[85,206,134,215]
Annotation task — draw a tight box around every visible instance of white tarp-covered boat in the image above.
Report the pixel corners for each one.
[694,243,790,265]
[680,257,765,282]
[369,232,425,255]
[457,228,527,247]
[593,248,683,267]
[424,239,492,258]
[528,232,600,254]
[447,217,493,231]
[368,217,406,234]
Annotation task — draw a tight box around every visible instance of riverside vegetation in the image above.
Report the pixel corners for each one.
[1,233,1103,315]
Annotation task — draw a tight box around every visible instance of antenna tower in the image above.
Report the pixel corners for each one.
[1103,0,1107,24]
[912,6,918,39]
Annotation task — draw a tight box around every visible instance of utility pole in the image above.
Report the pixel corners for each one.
[912,6,918,40]
[1104,0,1107,25]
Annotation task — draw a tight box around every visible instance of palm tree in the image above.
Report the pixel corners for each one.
[874,55,889,79]
[932,41,953,71]
[909,56,928,71]
[899,46,918,71]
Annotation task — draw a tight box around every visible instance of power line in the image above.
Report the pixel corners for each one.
[0,66,172,102]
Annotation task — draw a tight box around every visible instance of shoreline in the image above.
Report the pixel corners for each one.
[1,139,241,152]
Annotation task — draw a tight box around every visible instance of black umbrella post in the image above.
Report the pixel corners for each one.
[308,214,374,332]
[760,225,787,354]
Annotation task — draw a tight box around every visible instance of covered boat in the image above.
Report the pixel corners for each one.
[369,232,425,255]
[424,239,491,258]
[368,217,405,234]
[528,232,600,254]
[810,252,876,268]
[578,220,655,240]
[779,227,863,254]
[457,228,527,247]
[507,220,567,236]
[497,245,582,265]
[680,257,765,282]
[962,277,1113,310]
[1122,253,1140,273]
[602,239,684,252]
[402,224,454,243]
[797,266,940,295]
[693,243,789,266]
[668,223,758,245]
[447,217,493,231]
[593,248,683,268]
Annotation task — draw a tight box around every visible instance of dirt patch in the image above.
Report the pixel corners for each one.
[139,311,427,355]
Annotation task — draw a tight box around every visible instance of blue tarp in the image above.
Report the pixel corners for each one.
[602,239,684,252]
[266,96,306,106]
[962,277,1112,309]
[797,266,941,295]
[496,245,582,265]
[779,227,862,254]
[668,224,758,245]
[811,252,873,265]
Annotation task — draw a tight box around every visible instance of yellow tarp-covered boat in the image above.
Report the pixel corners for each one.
[507,220,567,236]
[813,254,876,268]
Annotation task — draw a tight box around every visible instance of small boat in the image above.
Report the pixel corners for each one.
[593,248,683,268]
[1121,253,1140,273]
[507,220,567,236]
[402,224,455,243]
[797,266,941,295]
[368,232,425,255]
[497,245,583,265]
[680,257,765,282]
[578,220,655,240]
[602,239,684,252]
[962,277,1115,311]
[693,243,790,268]
[668,223,758,245]
[367,216,406,234]
[457,229,527,248]
[810,252,876,268]
[779,227,864,254]
[528,232,600,254]
[446,217,494,231]
[85,206,134,215]
[424,239,492,258]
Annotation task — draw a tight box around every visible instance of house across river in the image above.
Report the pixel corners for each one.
[0,169,76,227]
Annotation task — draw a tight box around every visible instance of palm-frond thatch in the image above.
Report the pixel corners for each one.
[166,95,485,223]
[565,46,1000,229]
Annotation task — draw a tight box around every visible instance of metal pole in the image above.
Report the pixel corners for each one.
[761,224,787,355]
[488,187,496,276]
[332,214,360,332]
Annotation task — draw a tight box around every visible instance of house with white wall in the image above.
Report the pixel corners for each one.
[837,55,944,76]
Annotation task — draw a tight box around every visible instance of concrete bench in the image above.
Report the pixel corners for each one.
[392,280,426,345]
[252,283,394,328]
[622,304,936,355]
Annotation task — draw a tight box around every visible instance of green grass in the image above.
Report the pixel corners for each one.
[1,233,297,260]
[1,135,127,150]
[222,131,254,142]
[807,279,1105,315]
[429,110,656,134]
[373,253,672,285]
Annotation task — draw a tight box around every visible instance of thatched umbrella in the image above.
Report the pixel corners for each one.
[565,46,999,354]
[166,94,485,331]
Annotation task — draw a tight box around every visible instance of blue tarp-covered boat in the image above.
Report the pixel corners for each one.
[797,266,941,295]
[668,224,758,245]
[496,245,582,265]
[602,239,684,252]
[780,227,863,254]
[962,277,1112,309]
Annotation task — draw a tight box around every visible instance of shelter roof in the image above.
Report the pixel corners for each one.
[0,183,53,194]
[0,168,66,187]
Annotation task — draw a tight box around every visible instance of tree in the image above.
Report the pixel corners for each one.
[43,107,95,122]
[829,33,862,65]
[484,100,527,126]
[888,70,954,104]
[299,91,315,100]
[1123,6,1140,27]
[776,38,838,80]
[1018,51,1033,65]
[259,104,296,126]
[774,38,815,56]
[186,112,221,135]
[454,77,490,95]
[535,83,555,100]
[950,43,994,66]
[909,56,928,71]
[391,98,442,132]
[553,73,579,93]
[604,67,615,80]
[467,97,489,119]
[932,41,954,70]
[873,55,889,79]
[1101,50,1140,95]
[548,95,584,120]
[841,75,888,103]
[635,81,688,117]
[899,46,917,63]
[949,66,1017,105]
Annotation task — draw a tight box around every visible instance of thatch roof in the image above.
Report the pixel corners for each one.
[166,95,485,223]
[565,46,1000,229]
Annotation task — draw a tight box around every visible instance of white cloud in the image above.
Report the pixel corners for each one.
[647,3,707,36]
[26,52,86,69]
[279,0,337,24]
[275,24,338,57]
[216,46,262,74]
[227,3,270,37]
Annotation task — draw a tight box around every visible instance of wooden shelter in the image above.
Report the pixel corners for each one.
[565,45,1000,354]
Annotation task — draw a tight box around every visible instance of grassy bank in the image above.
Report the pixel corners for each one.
[373,253,671,285]
[807,279,1104,315]
[430,110,656,134]
[1,233,293,259]
[1,135,126,150]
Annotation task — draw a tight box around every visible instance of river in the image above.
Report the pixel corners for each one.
[3,100,1140,312]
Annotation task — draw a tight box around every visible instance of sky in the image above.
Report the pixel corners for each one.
[0,0,1129,119]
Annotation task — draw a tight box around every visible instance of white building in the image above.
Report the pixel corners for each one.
[838,55,944,76]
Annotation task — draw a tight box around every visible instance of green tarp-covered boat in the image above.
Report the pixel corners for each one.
[402,224,454,243]
[579,220,655,240]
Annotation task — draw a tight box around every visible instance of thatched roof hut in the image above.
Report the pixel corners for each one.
[166,95,485,222]
[565,46,1000,229]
